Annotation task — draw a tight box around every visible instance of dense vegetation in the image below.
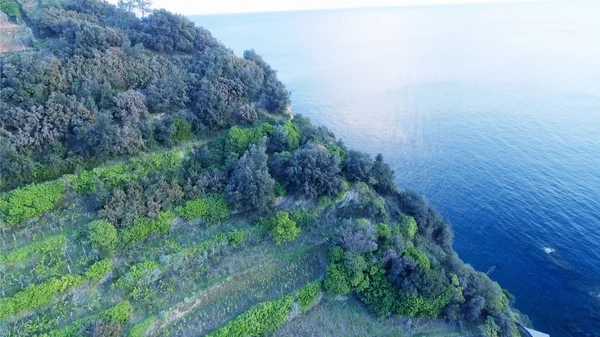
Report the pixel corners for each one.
[0,1,529,337]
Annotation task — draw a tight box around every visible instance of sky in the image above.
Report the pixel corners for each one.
[123,0,550,16]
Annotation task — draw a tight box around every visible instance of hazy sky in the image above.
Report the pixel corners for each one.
[134,0,549,16]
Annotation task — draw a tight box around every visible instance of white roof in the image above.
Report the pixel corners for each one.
[526,328,550,337]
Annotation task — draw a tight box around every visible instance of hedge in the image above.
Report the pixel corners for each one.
[43,301,132,337]
[84,259,113,281]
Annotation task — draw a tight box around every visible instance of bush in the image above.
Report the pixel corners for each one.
[399,215,418,241]
[120,211,175,244]
[0,181,65,225]
[128,317,154,337]
[184,230,247,256]
[205,295,293,337]
[75,170,95,194]
[0,235,67,265]
[172,116,193,142]
[297,280,321,310]
[85,259,113,281]
[259,211,300,245]
[223,123,274,156]
[46,302,132,337]
[0,274,85,319]
[405,246,431,270]
[89,220,118,252]
[324,262,350,295]
[0,0,20,20]
[177,194,230,223]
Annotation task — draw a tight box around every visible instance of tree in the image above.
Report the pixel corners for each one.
[370,153,395,194]
[344,150,373,182]
[259,211,300,245]
[226,139,275,214]
[285,143,342,198]
[88,220,118,252]
[338,219,378,254]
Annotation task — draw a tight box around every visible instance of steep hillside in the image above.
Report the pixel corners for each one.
[0,1,531,337]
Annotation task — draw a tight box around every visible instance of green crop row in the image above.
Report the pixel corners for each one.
[206,280,322,337]
[0,235,68,265]
[0,259,113,319]
[183,230,247,256]
[41,301,132,337]
[74,148,188,193]
[0,181,65,226]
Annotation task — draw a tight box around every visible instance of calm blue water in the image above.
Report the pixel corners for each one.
[191,2,600,335]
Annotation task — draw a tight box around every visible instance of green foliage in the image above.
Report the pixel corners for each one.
[0,0,20,19]
[0,181,64,225]
[289,209,316,228]
[405,246,431,270]
[479,316,501,337]
[324,262,350,295]
[0,274,84,319]
[206,295,294,337]
[0,235,67,265]
[100,301,132,323]
[177,194,231,223]
[172,116,193,142]
[259,211,300,245]
[115,261,160,299]
[282,120,301,149]
[74,170,95,194]
[296,280,322,310]
[89,220,118,252]
[273,182,286,197]
[128,317,154,337]
[359,264,399,318]
[376,223,392,240]
[44,302,131,337]
[399,215,418,241]
[184,230,247,256]
[120,211,175,244]
[75,149,186,192]
[224,123,274,155]
[84,259,113,281]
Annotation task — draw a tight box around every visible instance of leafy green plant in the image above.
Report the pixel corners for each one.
[296,280,321,310]
[259,211,300,245]
[399,215,418,241]
[88,220,118,252]
[120,211,175,244]
[176,194,230,223]
[282,120,301,149]
[183,230,247,256]
[45,302,131,337]
[224,123,274,155]
[405,246,431,270]
[0,181,64,225]
[84,259,113,281]
[128,317,154,337]
[0,274,84,319]
[0,0,20,19]
[0,235,67,265]
[172,116,193,142]
[205,295,294,337]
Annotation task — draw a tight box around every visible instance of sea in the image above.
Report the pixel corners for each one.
[191,1,600,335]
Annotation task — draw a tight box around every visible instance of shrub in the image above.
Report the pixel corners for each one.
[115,261,161,292]
[259,211,300,245]
[0,235,67,265]
[128,317,154,337]
[85,259,113,281]
[297,280,321,310]
[172,116,193,142]
[399,215,418,241]
[46,302,132,337]
[359,264,399,318]
[75,170,95,194]
[0,274,85,319]
[89,220,118,252]
[324,262,350,295]
[0,0,20,19]
[405,246,431,270]
[177,194,230,223]
[224,123,274,155]
[0,181,65,225]
[100,301,132,323]
[376,223,392,240]
[184,230,247,256]
[205,295,293,337]
[120,211,175,244]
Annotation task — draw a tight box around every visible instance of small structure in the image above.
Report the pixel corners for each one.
[517,322,550,337]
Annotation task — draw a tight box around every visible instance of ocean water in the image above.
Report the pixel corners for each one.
[191,2,600,335]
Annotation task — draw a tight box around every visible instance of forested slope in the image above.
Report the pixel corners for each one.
[0,1,529,337]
